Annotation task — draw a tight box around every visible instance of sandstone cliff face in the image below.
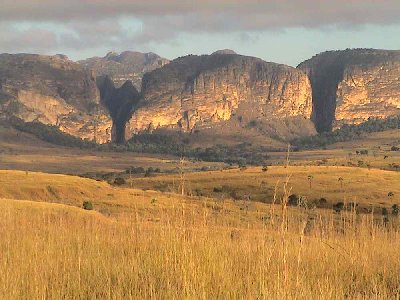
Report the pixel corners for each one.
[79,51,169,90]
[97,76,140,143]
[127,54,313,139]
[0,54,112,143]
[298,49,400,132]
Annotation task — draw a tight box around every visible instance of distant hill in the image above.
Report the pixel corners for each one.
[78,51,169,90]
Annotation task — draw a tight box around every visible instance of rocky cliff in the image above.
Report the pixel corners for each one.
[126,53,314,140]
[79,51,169,90]
[298,49,400,132]
[0,54,112,143]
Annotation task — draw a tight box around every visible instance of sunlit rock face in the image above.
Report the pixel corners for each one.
[0,54,112,143]
[126,54,313,139]
[298,49,400,132]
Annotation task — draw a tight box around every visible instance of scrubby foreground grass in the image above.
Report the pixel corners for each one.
[1,197,400,299]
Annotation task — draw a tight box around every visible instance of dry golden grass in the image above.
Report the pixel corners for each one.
[131,166,400,208]
[1,194,400,298]
[1,170,400,298]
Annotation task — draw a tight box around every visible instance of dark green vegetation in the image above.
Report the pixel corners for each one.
[127,133,269,165]
[5,114,400,166]
[82,201,93,210]
[7,117,97,148]
[5,118,268,165]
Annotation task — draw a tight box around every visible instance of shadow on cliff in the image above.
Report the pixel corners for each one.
[97,76,140,143]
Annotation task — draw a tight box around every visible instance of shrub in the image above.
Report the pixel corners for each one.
[247,120,258,128]
[333,202,344,213]
[113,177,126,185]
[392,204,399,216]
[126,167,143,174]
[288,194,299,206]
[83,201,93,210]
[320,198,327,204]
[213,187,223,193]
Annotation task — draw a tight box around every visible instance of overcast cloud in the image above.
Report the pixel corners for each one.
[1,1,400,63]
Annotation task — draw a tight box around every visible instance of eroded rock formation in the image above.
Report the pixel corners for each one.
[126,54,314,139]
[0,54,112,143]
[298,49,400,132]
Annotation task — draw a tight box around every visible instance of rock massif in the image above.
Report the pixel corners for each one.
[126,53,314,140]
[0,54,112,143]
[2,48,400,146]
[79,51,169,90]
[298,49,400,132]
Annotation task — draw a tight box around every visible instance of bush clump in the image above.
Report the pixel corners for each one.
[333,202,344,213]
[83,201,94,210]
[288,194,300,206]
[113,177,126,185]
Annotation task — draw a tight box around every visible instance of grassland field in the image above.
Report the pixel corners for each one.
[1,126,400,298]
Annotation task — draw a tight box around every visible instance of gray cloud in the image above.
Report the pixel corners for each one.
[1,1,400,57]
[1,1,400,26]
[0,24,58,53]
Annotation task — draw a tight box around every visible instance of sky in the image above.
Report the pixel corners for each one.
[1,0,400,66]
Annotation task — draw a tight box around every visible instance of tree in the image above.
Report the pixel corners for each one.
[178,157,186,196]
[307,175,314,189]
[338,177,344,189]
[392,204,399,216]
[333,202,344,213]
